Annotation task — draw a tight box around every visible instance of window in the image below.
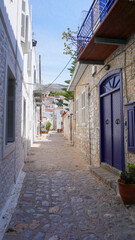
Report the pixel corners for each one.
[100,75,120,95]
[76,98,79,125]
[6,68,15,144]
[126,102,135,153]
[82,90,86,123]
[34,67,36,84]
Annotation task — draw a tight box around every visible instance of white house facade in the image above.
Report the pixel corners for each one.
[0,0,37,214]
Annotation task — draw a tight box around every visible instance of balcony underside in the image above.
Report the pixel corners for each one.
[78,0,135,63]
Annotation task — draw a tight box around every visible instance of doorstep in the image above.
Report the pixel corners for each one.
[89,163,120,195]
[90,164,135,221]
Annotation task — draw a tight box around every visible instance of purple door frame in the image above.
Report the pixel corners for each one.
[99,69,125,171]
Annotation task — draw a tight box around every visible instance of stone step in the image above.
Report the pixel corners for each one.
[89,166,120,195]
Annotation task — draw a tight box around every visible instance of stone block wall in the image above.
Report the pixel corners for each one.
[63,114,70,140]
[75,69,90,162]
[88,32,135,169]
[74,33,135,169]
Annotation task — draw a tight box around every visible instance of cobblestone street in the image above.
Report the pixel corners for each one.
[2,132,135,240]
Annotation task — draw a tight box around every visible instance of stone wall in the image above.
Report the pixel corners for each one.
[74,33,135,169]
[88,33,135,168]
[63,114,70,140]
[75,69,90,162]
[63,101,74,144]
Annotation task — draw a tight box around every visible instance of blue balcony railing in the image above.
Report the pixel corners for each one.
[77,0,116,58]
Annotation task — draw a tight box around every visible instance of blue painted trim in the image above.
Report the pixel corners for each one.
[120,69,125,171]
[99,69,125,171]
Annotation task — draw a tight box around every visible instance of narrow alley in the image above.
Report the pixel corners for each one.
[2,132,135,240]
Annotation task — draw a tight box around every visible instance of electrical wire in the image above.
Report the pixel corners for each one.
[26,53,76,89]
[45,55,75,90]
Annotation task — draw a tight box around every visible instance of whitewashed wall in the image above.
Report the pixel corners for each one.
[0,0,37,214]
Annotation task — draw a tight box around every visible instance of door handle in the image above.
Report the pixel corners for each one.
[115,118,120,124]
[105,119,109,125]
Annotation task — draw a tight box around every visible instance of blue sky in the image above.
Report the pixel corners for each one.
[29,0,91,85]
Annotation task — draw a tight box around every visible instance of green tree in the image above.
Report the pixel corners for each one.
[46,121,51,131]
[62,27,78,56]
[67,56,77,77]
[62,27,78,76]
[52,27,78,110]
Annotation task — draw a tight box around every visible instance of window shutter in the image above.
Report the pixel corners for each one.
[34,68,36,83]
[6,79,15,143]
[76,98,79,125]
[126,103,135,153]
[82,90,86,123]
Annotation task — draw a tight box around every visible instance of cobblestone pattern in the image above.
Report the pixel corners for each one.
[2,133,135,240]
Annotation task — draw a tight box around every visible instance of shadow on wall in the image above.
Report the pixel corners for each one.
[0,1,30,215]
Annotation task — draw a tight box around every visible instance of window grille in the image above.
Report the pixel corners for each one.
[76,98,79,125]
[6,69,15,144]
[82,91,86,123]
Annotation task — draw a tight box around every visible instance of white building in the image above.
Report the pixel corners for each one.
[0,0,37,214]
[42,96,55,130]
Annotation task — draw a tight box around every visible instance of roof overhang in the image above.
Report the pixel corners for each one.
[68,62,88,92]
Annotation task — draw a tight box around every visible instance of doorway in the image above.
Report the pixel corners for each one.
[99,69,124,171]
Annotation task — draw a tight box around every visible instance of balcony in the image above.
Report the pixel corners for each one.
[35,97,42,103]
[33,84,42,97]
[77,0,135,64]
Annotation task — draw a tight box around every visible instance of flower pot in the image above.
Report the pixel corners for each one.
[118,181,135,204]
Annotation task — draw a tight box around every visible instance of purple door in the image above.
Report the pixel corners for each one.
[100,70,124,171]
[112,90,122,170]
[102,94,112,166]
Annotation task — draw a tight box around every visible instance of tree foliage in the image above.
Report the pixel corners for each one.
[67,56,77,77]
[62,27,78,77]
[62,27,78,56]
[46,121,51,131]
[49,91,65,97]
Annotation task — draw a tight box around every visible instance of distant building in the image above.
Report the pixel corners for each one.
[41,93,70,132]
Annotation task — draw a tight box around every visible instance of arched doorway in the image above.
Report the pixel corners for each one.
[99,69,124,171]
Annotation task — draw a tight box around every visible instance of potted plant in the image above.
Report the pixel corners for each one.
[128,163,135,176]
[118,163,135,204]
[46,121,51,133]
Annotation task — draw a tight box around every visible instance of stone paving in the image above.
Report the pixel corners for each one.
[2,132,135,240]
